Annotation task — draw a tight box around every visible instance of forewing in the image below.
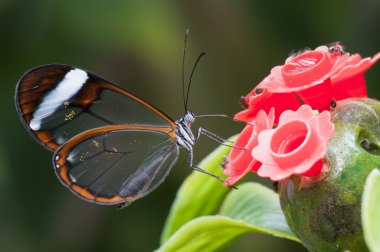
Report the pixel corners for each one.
[53,125,179,205]
[15,64,175,151]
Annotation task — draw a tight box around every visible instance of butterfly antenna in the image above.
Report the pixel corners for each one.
[182,29,190,111]
[185,52,206,111]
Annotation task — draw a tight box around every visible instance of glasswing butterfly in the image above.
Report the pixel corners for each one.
[15,31,233,208]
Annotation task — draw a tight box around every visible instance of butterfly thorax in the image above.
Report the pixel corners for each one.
[175,111,196,151]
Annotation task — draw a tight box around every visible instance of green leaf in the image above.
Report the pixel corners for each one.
[362,168,380,252]
[220,182,299,242]
[157,182,299,252]
[160,137,236,243]
[156,216,253,252]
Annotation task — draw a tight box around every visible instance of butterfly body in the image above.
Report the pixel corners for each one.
[175,112,196,151]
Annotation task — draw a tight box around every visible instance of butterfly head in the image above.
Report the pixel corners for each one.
[184,111,195,125]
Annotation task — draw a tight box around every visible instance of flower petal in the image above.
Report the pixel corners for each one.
[331,52,380,99]
[331,53,380,82]
[301,159,323,177]
[257,163,292,181]
[252,130,277,166]
[316,111,335,140]
[277,105,314,126]
[234,89,301,124]
[297,78,333,111]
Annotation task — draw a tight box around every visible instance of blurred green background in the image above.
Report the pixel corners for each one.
[1,1,380,251]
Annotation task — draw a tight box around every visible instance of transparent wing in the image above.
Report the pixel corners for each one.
[15,64,175,151]
[53,125,179,205]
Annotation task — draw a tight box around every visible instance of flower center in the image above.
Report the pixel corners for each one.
[271,121,308,154]
[270,120,317,166]
[282,51,333,88]
[278,132,307,154]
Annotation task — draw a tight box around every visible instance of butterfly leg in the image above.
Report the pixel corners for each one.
[185,150,237,189]
[196,127,245,150]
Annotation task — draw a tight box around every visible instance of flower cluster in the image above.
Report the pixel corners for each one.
[223,44,380,184]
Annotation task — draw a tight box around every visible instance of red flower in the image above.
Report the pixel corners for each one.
[235,44,380,124]
[223,109,274,186]
[235,85,301,125]
[252,105,334,181]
